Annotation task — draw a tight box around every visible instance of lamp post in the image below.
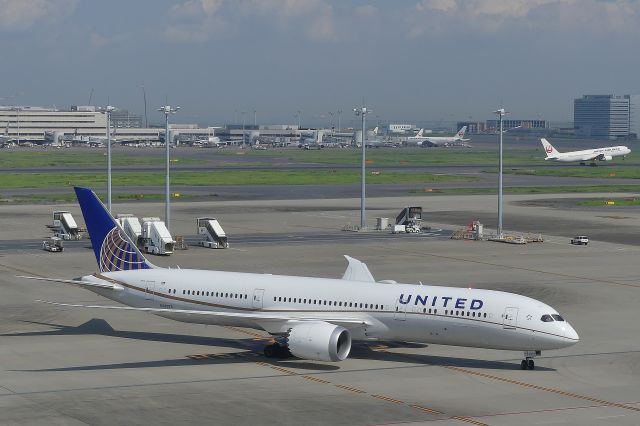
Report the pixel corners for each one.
[241,111,247,145]
[99,106,115,212]
[158,105,179,231]
[337,109,342,132]
[353,106,370,229]
[493,108,508,239]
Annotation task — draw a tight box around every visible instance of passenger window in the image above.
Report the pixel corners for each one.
[375,304,379,309]
[349,302,353,307]
[541,314,554,322]
[551,314,564,321]
[423,308,426,313]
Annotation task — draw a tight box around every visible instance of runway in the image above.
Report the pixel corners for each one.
[1,194,640,425]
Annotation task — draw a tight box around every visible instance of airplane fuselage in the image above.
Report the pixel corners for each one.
[86,268,578,352]
[546,146,630,162]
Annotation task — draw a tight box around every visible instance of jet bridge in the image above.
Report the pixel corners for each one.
[52,211,80,240]
[197,217,229,249]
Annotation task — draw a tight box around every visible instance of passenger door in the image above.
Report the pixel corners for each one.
[143,280,156,302]
[394,297,407,321]
[252,289,265,309]
[502,307,518,330]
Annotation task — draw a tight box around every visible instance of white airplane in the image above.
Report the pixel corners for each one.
[21,187,579,369]
[406,127,469,146]
[541,138,631,165]
[422,126,469,146]
[405,128,429,145]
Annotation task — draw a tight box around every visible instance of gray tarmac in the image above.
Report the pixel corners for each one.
[2,193,640,425]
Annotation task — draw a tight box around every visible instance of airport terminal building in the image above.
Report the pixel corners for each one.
[574,94,639,139]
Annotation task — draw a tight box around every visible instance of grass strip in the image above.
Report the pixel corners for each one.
[0,170,476,189]
[409,185,640,195]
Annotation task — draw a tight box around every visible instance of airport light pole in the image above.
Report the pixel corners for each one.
[99,106,115,212]
[354,106,370,229]
[296,110,302,129]
[337,109,342,132]
[158,105,179,231]
[241,111,247,145]
[493,108,508,239]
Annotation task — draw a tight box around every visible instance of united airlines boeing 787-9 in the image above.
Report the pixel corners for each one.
[22,187,579,370]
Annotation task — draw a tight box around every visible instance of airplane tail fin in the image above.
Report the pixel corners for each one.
[540,138,560,157]
[74,187,156,272]
[456,126,467,139]
[416,129,424,137]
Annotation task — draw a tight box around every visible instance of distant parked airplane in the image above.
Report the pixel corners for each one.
[406,127,469,146]
[540,138,630,165]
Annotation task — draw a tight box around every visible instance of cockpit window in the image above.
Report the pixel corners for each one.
[541,314,554,322]
[551,314,564,322]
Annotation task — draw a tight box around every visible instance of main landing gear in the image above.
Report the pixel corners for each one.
[263,342,292,359]
[520,350,540,370]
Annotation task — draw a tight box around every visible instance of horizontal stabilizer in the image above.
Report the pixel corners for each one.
[18,276,122,290]
[35,300,372,326]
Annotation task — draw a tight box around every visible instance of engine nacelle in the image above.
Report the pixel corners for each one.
[287,321,352,362]
[602,155,613,161]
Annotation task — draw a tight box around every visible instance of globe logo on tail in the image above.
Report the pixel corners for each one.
[99,227,148,272]
[545,146,553,154]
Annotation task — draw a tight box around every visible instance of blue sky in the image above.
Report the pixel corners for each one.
[1,0,639,127]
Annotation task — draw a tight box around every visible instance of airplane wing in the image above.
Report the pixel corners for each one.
[580,153,600,161]
[18,276,122,290]
[35,300,372,328]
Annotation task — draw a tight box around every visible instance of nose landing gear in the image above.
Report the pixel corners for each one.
[521,350,540,370]
[521,359,534,370]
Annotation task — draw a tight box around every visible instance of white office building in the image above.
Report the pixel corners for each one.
[0,106,107,142]
[387,124,415,134]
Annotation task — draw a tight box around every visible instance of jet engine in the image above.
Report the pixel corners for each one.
[602,155,613,161]
[287,321,352,362]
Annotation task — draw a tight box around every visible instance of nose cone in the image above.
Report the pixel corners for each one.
[563,323,580,344]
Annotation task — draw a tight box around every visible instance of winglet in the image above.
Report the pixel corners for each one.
[341,255,375,282]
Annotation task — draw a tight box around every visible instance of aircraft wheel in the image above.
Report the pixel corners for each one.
[521,360,527,370]
[527,359,535,370]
